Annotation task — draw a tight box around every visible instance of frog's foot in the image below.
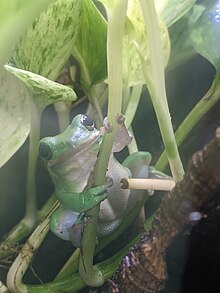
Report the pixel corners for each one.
[106,176,114,188]
[49,207,79,241]
[58,181,112,213]
[149,166,172,180]
[69,213,93,247]
[116,113,125,124]
[147,166,172,196]
[81,184,109,211]
[103,117,113,133]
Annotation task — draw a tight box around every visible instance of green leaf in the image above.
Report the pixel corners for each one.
[98,0,170,87]
[168,4,205,69]
[124,1,170,86]
[191,1,220,72]
[72,0,107,91]
[0,0,52,67]
[0,69,29,167]
[12,0,82,81]
[5,65,77,109]
[155,0,196,28]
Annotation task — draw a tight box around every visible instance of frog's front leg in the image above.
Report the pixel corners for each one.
[58,184,108,213]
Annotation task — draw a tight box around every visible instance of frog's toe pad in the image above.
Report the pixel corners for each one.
[50,208,79,241]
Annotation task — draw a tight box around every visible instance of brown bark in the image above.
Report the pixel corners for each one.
[104,128,220,292]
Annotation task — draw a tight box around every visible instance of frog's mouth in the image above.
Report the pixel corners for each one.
[39,130,103,168]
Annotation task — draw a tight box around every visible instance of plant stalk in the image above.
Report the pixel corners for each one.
[155,74,220,171]
[25,96,42,224]
[78,0,128,286]
[54,101,71,132]
[138,0,184,182]
[0,95,41,253]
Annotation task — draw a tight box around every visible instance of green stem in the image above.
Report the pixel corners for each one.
[0,281,9,293]
[78,0,128,287]
[122,86,131,113]
[56,197,146,280]
[7,218,51,292]
[24,218,146,293]
[0,193,56,260]
[6,197,148,292]
[6,202,59,292]
[72,45,103,127]
[155,74,220,171]
[25,96,41,224]
[125,85,143,129]
[127,126,139,153]
[54,101,71,132]
[87,86,104,128]
[138,0,184,182]
[0,96,41,254]
[37,193,57,220]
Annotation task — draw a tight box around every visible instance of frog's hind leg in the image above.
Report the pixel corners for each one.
[148,166,171,179]
[97,219,122,238]
[122,152,152,222]
[122,151,152,179]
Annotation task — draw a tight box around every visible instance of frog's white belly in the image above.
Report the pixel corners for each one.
[98,156,131,223]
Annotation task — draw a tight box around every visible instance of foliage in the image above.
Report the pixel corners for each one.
[1,0,220,292]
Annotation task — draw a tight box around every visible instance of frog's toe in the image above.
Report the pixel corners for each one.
[50,208,79,241]
[69,223,83,247]
[106,176,114,188]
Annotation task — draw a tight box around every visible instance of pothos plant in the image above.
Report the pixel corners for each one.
[0,0,219,292]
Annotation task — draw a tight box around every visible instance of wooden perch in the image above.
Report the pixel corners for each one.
[104,127,220,293]
[121,178,175,191]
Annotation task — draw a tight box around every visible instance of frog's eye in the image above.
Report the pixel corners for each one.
[39,142,53,160]
[81,115,94,131]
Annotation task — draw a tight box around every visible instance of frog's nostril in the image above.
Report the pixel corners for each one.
[39,142,53,160]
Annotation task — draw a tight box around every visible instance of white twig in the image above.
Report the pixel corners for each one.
[121,178,175,191]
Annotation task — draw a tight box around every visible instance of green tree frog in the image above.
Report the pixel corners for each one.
[39,114,168,247]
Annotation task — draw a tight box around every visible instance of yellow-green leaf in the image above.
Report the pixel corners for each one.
[0,0,52,68]
[0,69,29,167]
[72,0,107,91]
[191,1,220,72]
[5,65,77,109]
[12,0,82,81]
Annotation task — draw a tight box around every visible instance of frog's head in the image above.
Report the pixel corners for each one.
[38,114,103,168]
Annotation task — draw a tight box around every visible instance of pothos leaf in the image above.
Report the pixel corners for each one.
[0,69,29,167]
[0,0,81,167]
[0,0,52,68]
[155,0,196,28]
[125,0,170,86]
[191,1,220,73]
[168,4,205,69]
[5,65,77,109]
[98,0,170,87]
[72,0,107,92]
[12,0,82,81]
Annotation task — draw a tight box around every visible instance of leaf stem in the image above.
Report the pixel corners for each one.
[54,101,71,132]
[125,85,143,129]
[78,0,128,287]
[155,74,220,171]
[25,96,41,224]
[138,0,184,182]
[6,202,59,292]
[0,96,41,254]
[0,280,9,293]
